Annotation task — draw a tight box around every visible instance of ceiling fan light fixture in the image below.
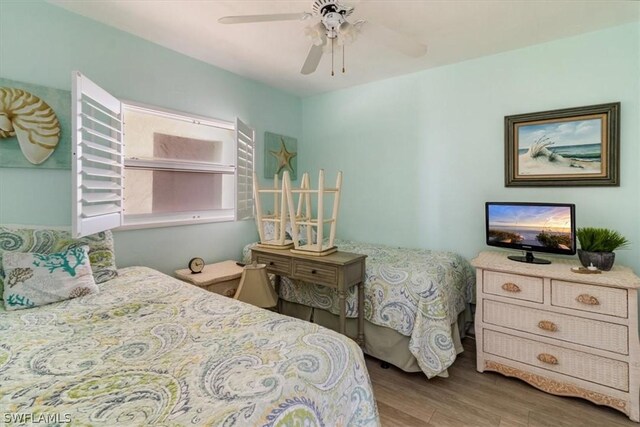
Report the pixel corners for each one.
[219,0,427,76]
[337,19,364,46]
[305,22,327,46]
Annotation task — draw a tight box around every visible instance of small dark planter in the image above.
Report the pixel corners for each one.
[577,250,616,271]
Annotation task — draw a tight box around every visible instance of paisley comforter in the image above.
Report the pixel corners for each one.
[0,267,379,426]
[243,240,475,378]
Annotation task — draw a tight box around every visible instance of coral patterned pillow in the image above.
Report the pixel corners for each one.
[2,245,99,310]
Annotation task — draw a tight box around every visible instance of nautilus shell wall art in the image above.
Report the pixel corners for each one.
[0,87,61,165]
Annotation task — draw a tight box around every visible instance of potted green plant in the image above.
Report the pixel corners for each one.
[576,227,629,271]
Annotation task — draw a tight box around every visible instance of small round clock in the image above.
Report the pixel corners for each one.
[188,257,205,274]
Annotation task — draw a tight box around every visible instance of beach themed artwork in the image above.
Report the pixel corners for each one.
[505,103,619,186]
[264,131,297,180]
[0,78,71,169]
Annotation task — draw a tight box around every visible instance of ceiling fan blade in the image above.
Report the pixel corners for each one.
[300,44,324,75]
[363,21,427,57]
[218,13,310,24]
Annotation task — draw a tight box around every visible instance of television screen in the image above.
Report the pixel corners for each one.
[486,202,576,256]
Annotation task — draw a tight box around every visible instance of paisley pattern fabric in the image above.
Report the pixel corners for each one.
[0,267,379,426]
[0,227,117,299]
[243,239,475,378]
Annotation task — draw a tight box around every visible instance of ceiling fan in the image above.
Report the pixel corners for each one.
[219,0,427,76]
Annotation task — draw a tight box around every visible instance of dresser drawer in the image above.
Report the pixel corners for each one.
[484,329,628,391]
[256,254,291,275]
[483,300,628,354]
[552,280,628,318]
[292,260,337,286]
[483,271,543,303]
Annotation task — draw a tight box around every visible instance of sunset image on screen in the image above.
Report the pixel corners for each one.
[488,205,572,250]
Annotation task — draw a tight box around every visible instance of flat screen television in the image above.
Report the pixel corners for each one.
[485,202,576,264]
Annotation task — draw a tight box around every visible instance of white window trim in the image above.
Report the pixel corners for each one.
[117,209,235,231]
[122,100,235,130]
[71,73,254,234]
[117,101,248,231]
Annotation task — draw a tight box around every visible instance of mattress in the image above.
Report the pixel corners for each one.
[243,239,476,378]
[0,266,379,426]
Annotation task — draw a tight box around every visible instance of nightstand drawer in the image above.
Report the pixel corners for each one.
[483,299,628,354]
[292,260,338,286]
[256,254,291,275]
[484,271,543,303]
[552,280,628,318]
[484,329,629,391]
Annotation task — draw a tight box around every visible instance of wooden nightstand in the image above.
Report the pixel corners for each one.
[175,260,243,297]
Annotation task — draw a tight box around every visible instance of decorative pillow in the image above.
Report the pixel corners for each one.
[55,230,118,284]
[2,245,99,311]
[0,227,117,299]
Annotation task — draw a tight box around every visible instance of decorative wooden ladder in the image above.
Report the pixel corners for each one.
[284,169,343,256]
[253,172,293,249]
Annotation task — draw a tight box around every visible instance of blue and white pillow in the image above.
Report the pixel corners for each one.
[2,245,98,311]
[0,227,117,301]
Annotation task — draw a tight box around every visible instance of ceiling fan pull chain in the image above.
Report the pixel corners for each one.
[342,45,345,74]
[331,37,335,76]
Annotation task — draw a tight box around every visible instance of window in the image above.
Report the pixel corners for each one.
[72,72,254,237]
[121,103,238,229]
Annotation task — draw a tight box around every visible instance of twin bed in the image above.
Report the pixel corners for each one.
[245,239,476,379]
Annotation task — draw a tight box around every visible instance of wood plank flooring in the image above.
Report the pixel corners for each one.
[367,338,636,427]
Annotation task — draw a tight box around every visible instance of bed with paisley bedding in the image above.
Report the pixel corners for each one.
[0,266,379,426]
[243,239,476,379]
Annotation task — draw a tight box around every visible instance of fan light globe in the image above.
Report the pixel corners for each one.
[337,20,362,46]
[305,22,326,46]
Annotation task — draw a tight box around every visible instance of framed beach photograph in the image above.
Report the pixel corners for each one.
[505,103,620,186]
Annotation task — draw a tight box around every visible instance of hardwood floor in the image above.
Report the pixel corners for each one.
[367,338,637,427]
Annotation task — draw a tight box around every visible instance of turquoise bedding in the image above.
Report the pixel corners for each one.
[0,267,379,426]
[244,239,475,378]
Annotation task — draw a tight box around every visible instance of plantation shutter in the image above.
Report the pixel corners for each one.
[72,71,124,237]
[235,117,255,221]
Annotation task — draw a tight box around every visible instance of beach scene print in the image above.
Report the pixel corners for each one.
[488,204,573,250]
[517,118,602,176]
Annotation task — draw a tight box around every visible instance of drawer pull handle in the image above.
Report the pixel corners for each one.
[537,353,559,365]
[501,282,521,293]
[537,320,558,332]
[311,269,317,274]
[576,294,600,306]
[269,261,275,266]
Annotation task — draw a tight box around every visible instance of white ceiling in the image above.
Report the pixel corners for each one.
[50,0,640,97]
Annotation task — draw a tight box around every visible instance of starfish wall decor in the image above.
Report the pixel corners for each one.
[264,132,298,180]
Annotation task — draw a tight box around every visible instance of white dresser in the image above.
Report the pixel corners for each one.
[473,251,640,422]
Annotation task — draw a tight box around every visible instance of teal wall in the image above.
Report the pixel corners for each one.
[2,1,638,274]
[300,23,640,272]
[0,0,300,274]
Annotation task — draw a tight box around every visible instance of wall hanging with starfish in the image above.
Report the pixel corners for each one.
[264,131,297,180]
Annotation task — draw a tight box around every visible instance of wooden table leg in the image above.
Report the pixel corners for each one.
[274,274,282,313]
[338,287,346,336]
[357,280,364,347]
